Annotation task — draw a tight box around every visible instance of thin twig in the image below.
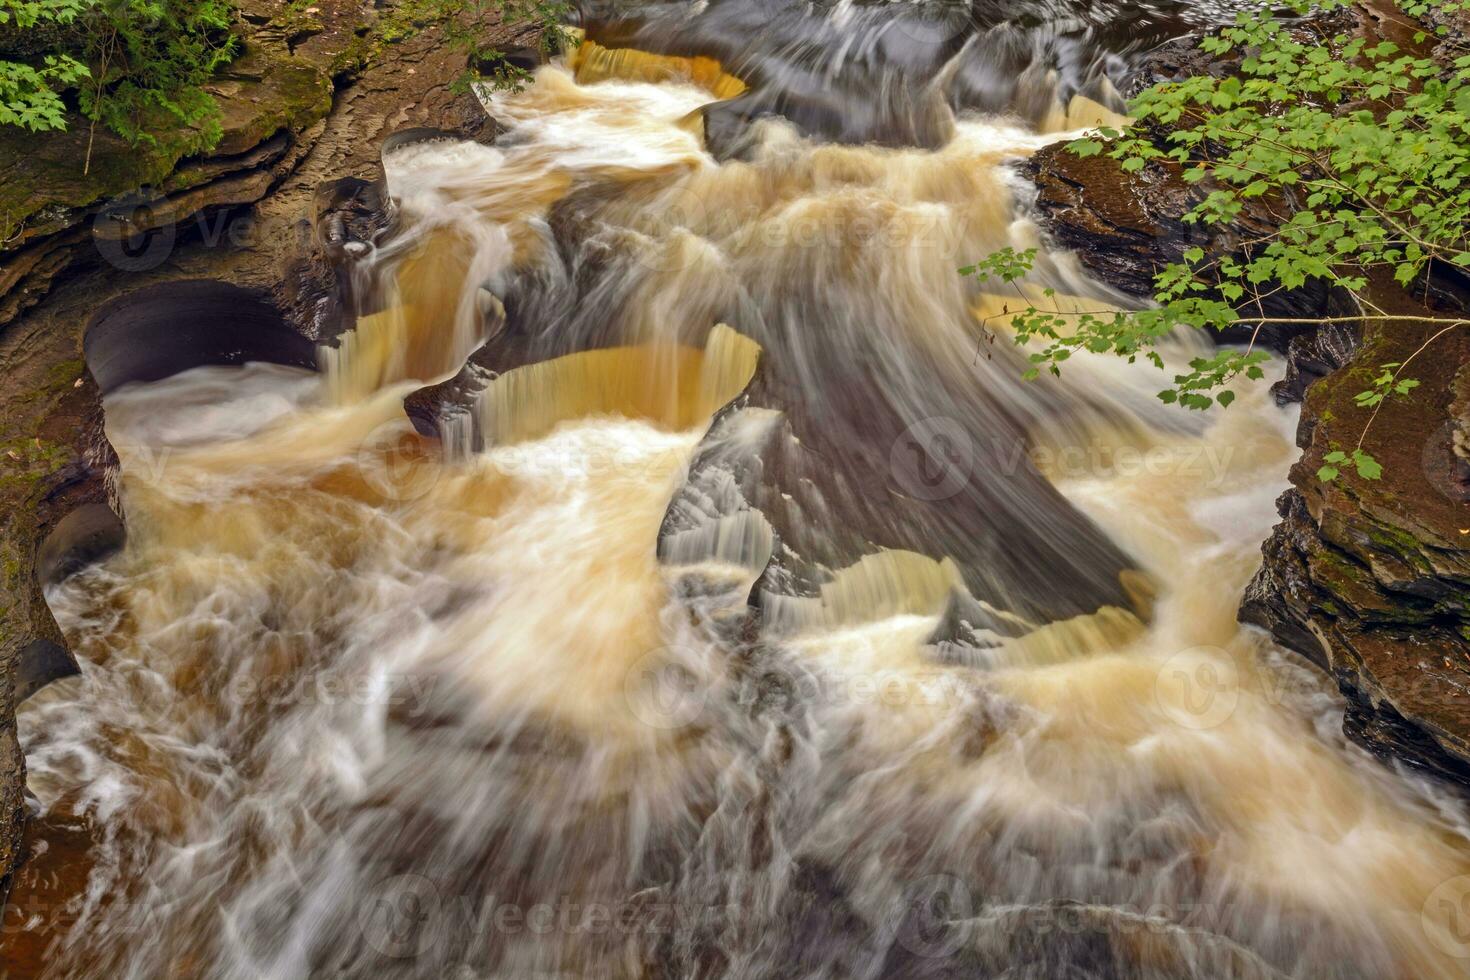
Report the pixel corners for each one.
[1355,319,1468,452]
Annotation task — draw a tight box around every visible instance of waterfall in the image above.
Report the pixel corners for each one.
[16,4,1470,979]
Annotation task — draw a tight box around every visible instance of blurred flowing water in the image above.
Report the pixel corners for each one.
[15,2,1470,978]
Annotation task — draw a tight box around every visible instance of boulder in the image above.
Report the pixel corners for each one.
[1241,318,1470,784]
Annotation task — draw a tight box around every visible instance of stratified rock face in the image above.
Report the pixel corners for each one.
[1022,142,1356,352]
[0,0,534,909]
[1242,321,1470,784]
[1018,6,1470,786]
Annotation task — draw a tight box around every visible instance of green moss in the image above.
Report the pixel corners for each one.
[0,27,336,243]
[1364,524,1436,573]
[0,439,74,495]
[44,359,83,391]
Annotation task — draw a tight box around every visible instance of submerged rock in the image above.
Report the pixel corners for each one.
[576,0,1213,157]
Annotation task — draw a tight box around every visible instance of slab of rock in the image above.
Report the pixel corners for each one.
[0,0,531,915]
[1022,143,1355,355]
[1242,317,1470,784]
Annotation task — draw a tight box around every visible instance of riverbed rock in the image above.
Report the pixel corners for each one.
[1023,3,1470,786]
[1241,318,1470,784]
[0,0,533,914]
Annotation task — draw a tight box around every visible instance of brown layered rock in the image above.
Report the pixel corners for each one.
[1022,6,1358,358]
[1023,6,1470,785]
[0,17,336,330]
[1242,316,1470,784]
[1031,127,1470,783]
[0,0,532,925]
[1022,143,1356,358]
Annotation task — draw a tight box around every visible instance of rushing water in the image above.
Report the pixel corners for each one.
[14,5,1470,978]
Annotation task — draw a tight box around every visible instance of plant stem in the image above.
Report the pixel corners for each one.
[1354,319,1467,452]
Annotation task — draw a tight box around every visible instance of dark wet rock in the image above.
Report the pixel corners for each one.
[84,281,320,395]
[1022,6,1359,367]
[314,177,391,271]
[668,365,1139,624]
[409,282,1140,627]
[1025,145,1203,300]
[1022,143,1354,353]
[578,0,1219,155]
[1271,320,1361,406]
[1241,318,1470,785]
[1120,5,1355,98]
[13,640,80,704]
[35,503,125,586]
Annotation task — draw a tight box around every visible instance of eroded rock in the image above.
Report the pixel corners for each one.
[0,0,530,912]
[1242,319,1470,784]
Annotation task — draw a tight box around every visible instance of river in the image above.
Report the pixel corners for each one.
[13,2,1470,977]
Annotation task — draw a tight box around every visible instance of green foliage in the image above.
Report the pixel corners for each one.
[78,0,239,156]
[381,0,576,92]
[0,52,86,130]
[0,0,88,131]
[1318,447,1382,482]
[0,0,574,158]
[969,0,1470,482]
[0,0,237,152]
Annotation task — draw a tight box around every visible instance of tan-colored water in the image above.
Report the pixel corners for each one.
[14,49,1470,980]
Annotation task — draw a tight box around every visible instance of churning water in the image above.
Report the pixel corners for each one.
[15,4,1470,978]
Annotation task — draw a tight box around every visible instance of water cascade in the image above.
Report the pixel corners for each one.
[16,3,1470,978]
